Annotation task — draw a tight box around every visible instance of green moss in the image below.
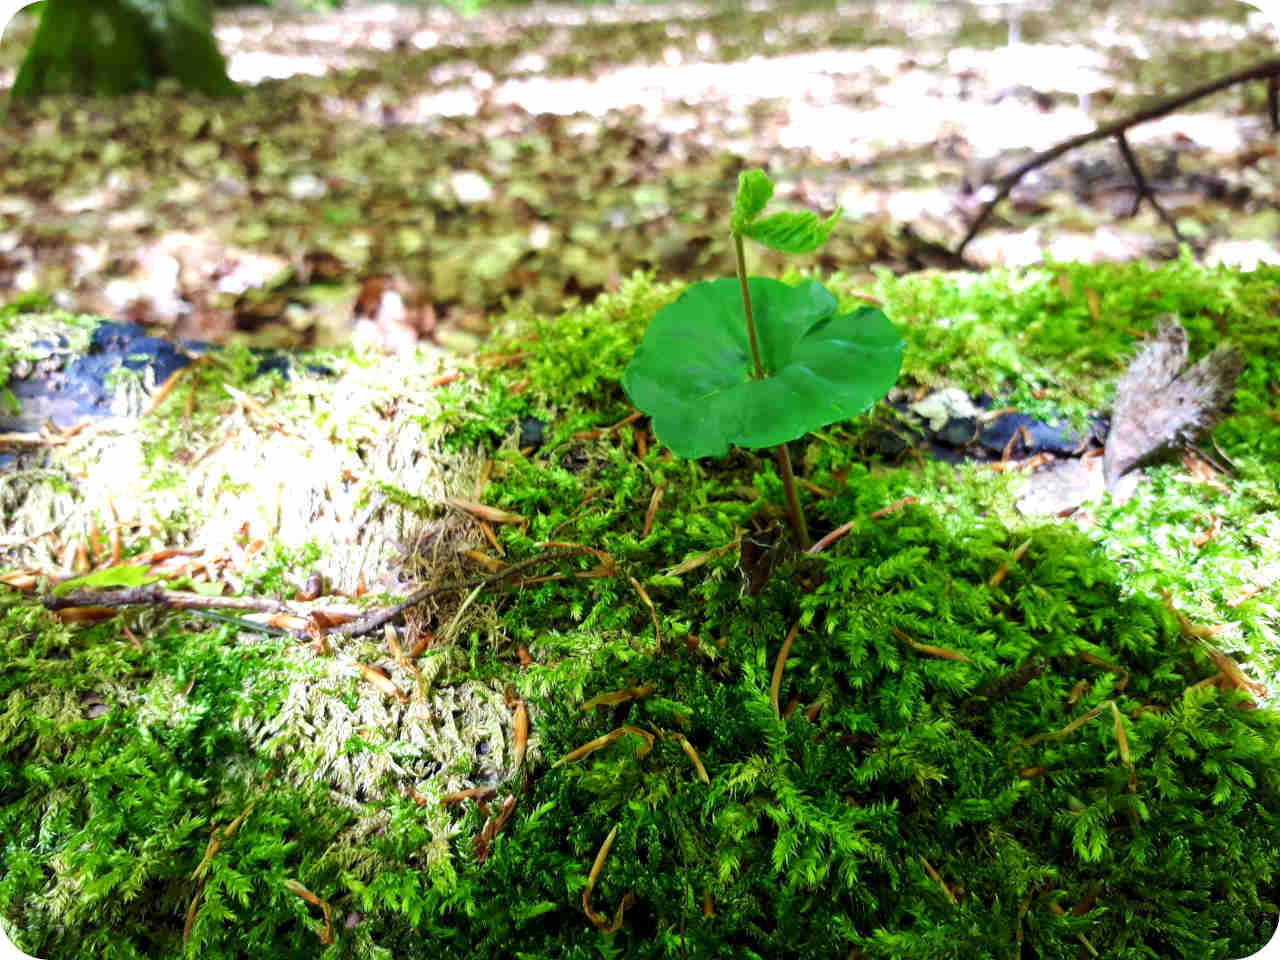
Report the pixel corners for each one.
[240,540,325,596]
[2,258,1278,959]
[0,592,337,959]
[864,253,1280,431]
[322,499,1280,960]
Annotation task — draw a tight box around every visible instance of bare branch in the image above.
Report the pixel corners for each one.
[1113,131,1181,239]
[956,56,1280,257]
[39,546,597,642]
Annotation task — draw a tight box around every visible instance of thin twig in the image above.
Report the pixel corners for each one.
[956,56,1280,256]
[44,584,313,615]
[1114,131,1181,239]
[40,546,595,642]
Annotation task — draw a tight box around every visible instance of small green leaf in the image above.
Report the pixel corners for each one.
[53,564,160,596]
[622,277,902,459]
[742,209,843,254]
[730,169,775,235]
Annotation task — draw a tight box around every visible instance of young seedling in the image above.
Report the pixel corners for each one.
[622,169,904,550]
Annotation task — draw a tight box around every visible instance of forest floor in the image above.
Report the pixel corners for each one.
[1,4,1279,958]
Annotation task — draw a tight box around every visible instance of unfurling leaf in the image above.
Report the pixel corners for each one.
[730,169,775,234]
[742,209,843,254]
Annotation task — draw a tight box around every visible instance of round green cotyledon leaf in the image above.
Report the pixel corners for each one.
[622,277,903,459]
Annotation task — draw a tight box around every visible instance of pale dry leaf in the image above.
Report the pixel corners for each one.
[1103,317,1244,491]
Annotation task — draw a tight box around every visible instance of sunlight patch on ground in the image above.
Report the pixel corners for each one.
[227,50,336,83]
[488,49,876,119]
[965,225,1157,266]
[1127,113,1267,153]
[948,42,1111,97]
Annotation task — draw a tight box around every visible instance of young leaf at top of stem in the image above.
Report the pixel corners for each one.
[742,209,843,255]
[730,169,775,235]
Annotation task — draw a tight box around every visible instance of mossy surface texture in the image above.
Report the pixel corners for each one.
[2,257,1279,959]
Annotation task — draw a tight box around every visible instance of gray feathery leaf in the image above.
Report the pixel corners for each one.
[1102,317,1244,491]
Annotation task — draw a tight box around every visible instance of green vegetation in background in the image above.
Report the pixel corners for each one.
[10,0,239,101]
[1,256,1278,959]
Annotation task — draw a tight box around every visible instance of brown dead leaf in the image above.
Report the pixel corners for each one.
[53,606,117,624]
[672,732,710,784]
[443,498,526,525]
[282,879,334,945]
[892,626,972,663]
[579,684,657,711]
[642,484,664,540]
[359,663,408,702]
[1180,450,1230,493]
[474,795,517,864]
[554,726,654,767]
[582,825,635,933]
[440,786,498,805]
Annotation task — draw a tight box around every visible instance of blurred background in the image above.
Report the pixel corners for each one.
[0,0,1276,352]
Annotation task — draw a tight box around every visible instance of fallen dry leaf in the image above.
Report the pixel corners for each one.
[1103,318,1244,491]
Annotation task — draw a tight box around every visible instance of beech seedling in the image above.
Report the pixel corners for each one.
[622,169,903,549]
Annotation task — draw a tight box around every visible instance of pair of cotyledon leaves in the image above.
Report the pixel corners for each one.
[622,170,904,459]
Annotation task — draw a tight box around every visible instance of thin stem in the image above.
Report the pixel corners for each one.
[774,444,810,550]
[733,232,765,379]
[734,230,809,550]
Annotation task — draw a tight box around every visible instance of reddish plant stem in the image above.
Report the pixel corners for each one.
[734,232,765,380]
[774,443,810,550]
[733,230,810,550]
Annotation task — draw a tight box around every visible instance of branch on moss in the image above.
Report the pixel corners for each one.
[38,545,600,642]
[956,56,1280,257]
[42,583,335,617]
